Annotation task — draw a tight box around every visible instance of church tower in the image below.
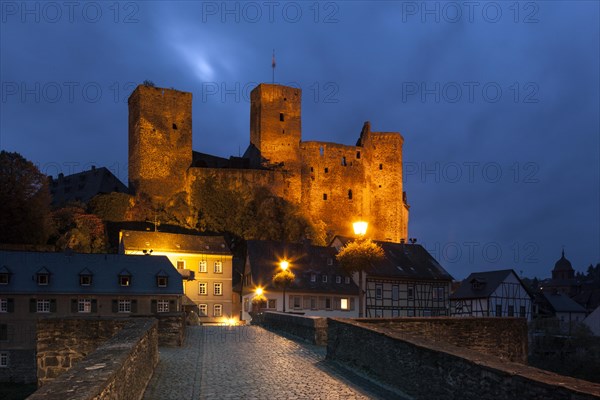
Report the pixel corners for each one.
[128,85,192,203]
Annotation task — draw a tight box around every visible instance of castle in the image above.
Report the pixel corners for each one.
[128,83,409,242]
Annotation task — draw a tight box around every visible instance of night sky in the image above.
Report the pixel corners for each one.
[1,1,598,280]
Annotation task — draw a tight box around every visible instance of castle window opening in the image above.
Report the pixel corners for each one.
[319,146,324,156]
[310,167,313,172]
[341,156,347,166]
[348,189,352,200]
[172,123,177,130]
[282,129,285,134]
[323,193,327,200]
[379,163,383,170]
[356,151,361,159]
[324,167,328,173]
[280,113,285,121]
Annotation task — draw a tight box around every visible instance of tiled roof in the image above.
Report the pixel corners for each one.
[120,230,231,255]
[50,166,128,206]
[246,240,359,295]
[543,292,587,313]
[450,269,516,299]
[0,251,183,295]
[332,236,453,281]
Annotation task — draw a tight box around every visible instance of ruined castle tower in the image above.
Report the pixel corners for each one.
[128,82,409,243]
[128,86,192,202]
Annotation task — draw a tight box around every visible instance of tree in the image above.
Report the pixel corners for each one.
[273,269,296,312]
[88,192,132,222]
[51,205,106,253]
[336,238,385,318]
[0,151,52,244]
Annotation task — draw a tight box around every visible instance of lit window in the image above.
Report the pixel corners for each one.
[78,298,92,313]
[119,276,131,287]
[214,283,223,296]
[37,300,50,313]
[157,276,168,287]
[37,274,49,286]
[199,304,208,316]
[214,261,223,274]
[199,283,207,295]
[213,304,222,317]
[322,275,328,283]
[335,276,341,284]
[0,352,8,367]
[157,300,169,313]
[118,300,131,313]
[80,275,92,286]
[176,260,185,270]
[199,261,207,273]
[0,299,6,313]
[340,298,349,310]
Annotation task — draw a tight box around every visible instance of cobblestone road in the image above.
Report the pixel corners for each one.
[143,326,409,400]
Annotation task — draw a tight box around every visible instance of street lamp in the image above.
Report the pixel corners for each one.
[280,260,289,313]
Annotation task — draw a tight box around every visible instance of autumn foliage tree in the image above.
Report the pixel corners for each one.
[336,238,385,317]
[0,151,52,244]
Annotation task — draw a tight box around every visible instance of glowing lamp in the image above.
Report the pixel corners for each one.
[353,221,368,236]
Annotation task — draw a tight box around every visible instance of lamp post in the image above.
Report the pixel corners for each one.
[353,221,367,318]
[280,260,289,312]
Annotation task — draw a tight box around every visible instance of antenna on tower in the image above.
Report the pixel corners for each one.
[272,49,276,84]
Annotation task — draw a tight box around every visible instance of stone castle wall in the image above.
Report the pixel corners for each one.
[129,84,409,242]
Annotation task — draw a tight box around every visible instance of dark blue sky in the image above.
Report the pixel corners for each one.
[1,1,598,280]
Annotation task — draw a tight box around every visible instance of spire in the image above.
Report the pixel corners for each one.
[271,49,276,84]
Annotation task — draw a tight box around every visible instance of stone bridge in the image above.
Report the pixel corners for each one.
[142,325,408,400]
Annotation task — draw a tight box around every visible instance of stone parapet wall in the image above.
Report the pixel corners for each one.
[262,312,327,345]
[359,317,528,363]
[327,318,600,400]
[28,318,158,400]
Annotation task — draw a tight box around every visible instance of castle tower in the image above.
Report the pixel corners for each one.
[250,84,302,170]
[128,85,192,203]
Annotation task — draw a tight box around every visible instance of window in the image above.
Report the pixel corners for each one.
[376,284,383,300]
[340,298,349,310]
[37,299,50,313]
[341,156,347,166]
[407,309,415,317]
[345,277,350,284]
[176,260,185,270]
[199,283,207,295]
[495,304,502,317]
[407,286,414,300]
[508,305,514,317]
[243,298,249,312]
[0,299,6,313]
[392,285,399,301]
[292,296,302,309]
[279,113,284,122]
[348,189,352,200]
[0,352,8,367]
[214,261,223,274]
[213,304,223,317]
[214,283,223,296]
[324,167,329,173]
[37,274,49,286]
[310,297,317,310]
[268,299,276,309]
[118,300,131,313]
[157,276,168,287]
[80,275,92,286]
[356,151,361,159]
[310,274,316,282]
[157,300,169,313]
[0,274,8,285]
[520,306,526,318]
[78,298,92,313]
[0,324,7,341]
[325,297,332,309]
[199,304,208,316]
[327,258,333,266]
[335,276,341,284]
[119,276,131,287]
[323,194,327,200]
[379,163,383,170]
[433,287,444,301]
[199,261,207,273]
[322,275,328,283]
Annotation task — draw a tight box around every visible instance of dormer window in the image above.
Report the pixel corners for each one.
[36,267,51,286]
[119,269,132,287]
[157,277,168,287]
[79,268,93,286]
[0,267,11,285]
[471,279,485,291]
